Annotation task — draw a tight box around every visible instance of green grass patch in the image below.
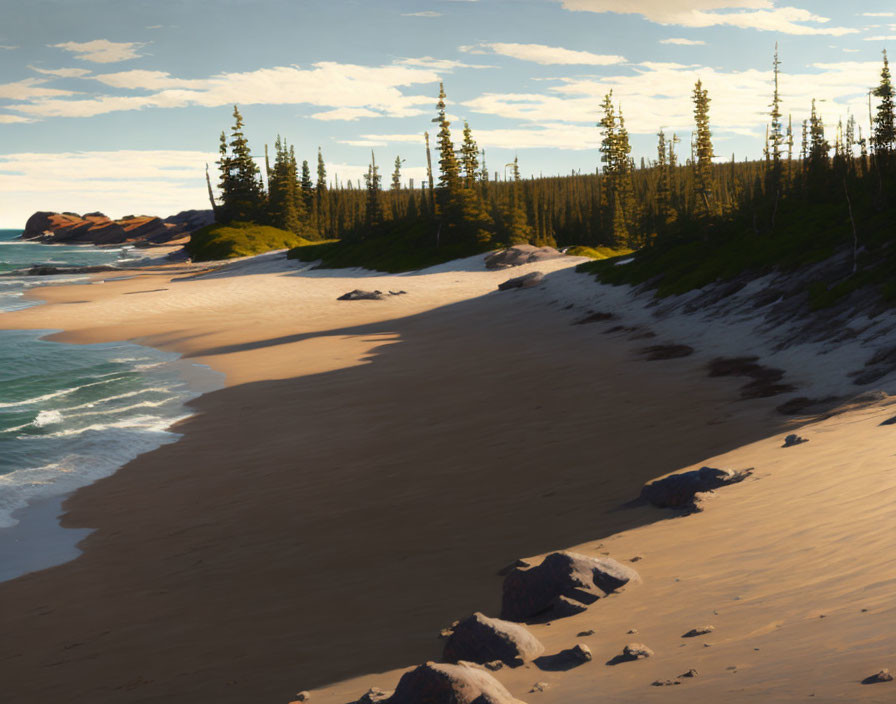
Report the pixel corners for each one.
[578,189,896,309]
[566,245,634,260]
[287,219,490,273]
[186,221,313,262]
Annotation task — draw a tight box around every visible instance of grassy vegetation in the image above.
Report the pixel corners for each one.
[186,221,314,262]
[578,187,896,310]
[566,245,634,260]
[287,220,492,273]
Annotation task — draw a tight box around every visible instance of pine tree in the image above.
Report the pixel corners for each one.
[460,121,480,188]
[300,160,314,215]
[769,44,784,189]
[656,129,677,228]
[692,80,716,217]
[873,49,896,159]
[364,151,383,228]
[217,105,264,222]
[316,148,329,239]
[434,82,461,213]
[808,98,830,174]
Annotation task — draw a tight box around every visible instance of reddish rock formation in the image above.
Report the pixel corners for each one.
[22,210,213,246]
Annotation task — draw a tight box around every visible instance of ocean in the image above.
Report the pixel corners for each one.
[0,229,220,577]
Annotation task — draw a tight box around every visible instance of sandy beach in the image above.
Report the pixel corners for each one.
[0,252,893,703]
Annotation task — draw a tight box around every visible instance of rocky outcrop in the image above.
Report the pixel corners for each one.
[640,466,752,511]
[21,209,214,246]
[443,612,544,666]
[386,662,526,704]
[485,245,564,269]
[500,551,640,622]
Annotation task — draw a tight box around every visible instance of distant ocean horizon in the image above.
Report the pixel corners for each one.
[0,229,220,537]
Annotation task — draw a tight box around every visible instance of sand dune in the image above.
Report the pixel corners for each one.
[0,252,892,703]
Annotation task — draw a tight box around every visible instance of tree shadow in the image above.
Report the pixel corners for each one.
[0,267,797,704]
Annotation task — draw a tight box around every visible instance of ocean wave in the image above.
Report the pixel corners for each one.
[0,425,186,527]
[0,376,128,409]
[35,413,192,438]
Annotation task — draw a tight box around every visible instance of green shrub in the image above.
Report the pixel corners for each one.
[566,245,634,260]
[186,221,312,262]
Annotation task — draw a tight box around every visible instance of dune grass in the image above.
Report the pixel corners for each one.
[186,222,314,262]
[287,220,491,273]
[566,245,634,260]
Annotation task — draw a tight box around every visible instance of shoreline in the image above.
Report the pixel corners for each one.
[0,251,892,702]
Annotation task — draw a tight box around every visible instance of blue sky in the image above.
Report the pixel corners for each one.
[0,0,894,227]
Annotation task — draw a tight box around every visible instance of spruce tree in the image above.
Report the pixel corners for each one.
[316,148,329,239]
[300,160,314,215]
[460,122,480,188]
[434,82,461,215]
[391,156,403,191]
[218,105,264,222]
[692,80,715,217]
[364,151,383,228]
[873,49,895,159]
[769,45,784,188]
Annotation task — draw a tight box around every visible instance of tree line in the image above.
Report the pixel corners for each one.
[213,48,896,253]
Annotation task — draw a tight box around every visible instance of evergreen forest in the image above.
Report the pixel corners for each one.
[204,48,896,305]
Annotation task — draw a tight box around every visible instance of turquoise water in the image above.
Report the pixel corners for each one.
[0,229,218,529]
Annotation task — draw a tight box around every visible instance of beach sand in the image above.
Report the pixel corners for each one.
[0,253,892,703]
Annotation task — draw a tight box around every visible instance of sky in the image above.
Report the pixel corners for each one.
[0,0,894,227]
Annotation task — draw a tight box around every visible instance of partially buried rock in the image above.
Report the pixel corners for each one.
[485,244,564,269]
[294,692,310,702]
[500,551,640,622]
[680,668,698,678]
[783,434,808,447]
[640,466,752,512]
[862,670,893,684]
[443,612,545,666]
[569,644,592,663]
[682,626,714,638]
[622,643,654,661]
[652,680,681,687]
[338,289,387,301]
[498,271,544,291]
[386,661,526,704]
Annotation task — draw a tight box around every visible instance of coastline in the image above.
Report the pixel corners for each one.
[0,251,892,703]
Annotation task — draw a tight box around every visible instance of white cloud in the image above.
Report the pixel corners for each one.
[661,38,707,45]
[0,114,32,124]
[458,60,885,140]
[862,12,895,17]
[345,124,601,150]
[461,42,625,65]
[0,150,216,228]
[0,45,17,50]
[29,66,93,78]
[312,107,384,121]
[50,39,146,63]
[7,62,439,120]
[396,56,495,70]
[0,78,77,100]
[864,35,896,41]
[556,1,857,36]
[402,11,441,16]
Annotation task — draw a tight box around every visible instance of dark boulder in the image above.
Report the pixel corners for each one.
[640,466,752,511]
[500,551,639,622]
[783,434,808,447]
[338,290,388,301]
[443,612,544,666]
[497,271,544,291]
[386,661,526,704]
[485,245,563,269]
